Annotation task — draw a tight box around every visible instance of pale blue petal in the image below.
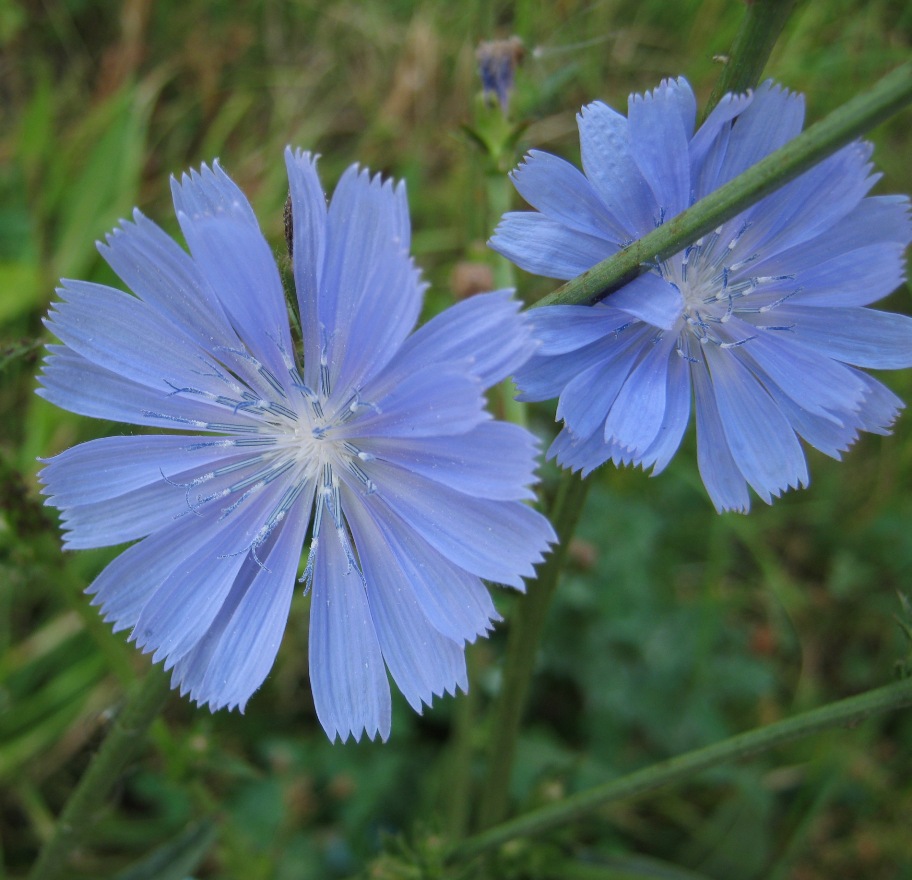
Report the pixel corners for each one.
[729,319,868,417]
[691,91,753,194]
[332,251,424,395]
[747,196,911,281]
[577,100,656,235]
[367,565,467,713]
[763,382,858,458]
[604,334,677,455]
[37,347,254,431]
[171,161,260,232]
[320,166,400,336]
[57,480,200,549]
[515,328,632,402]
[345,500,467,711]
[132,478,291,666]
[556,325,650,439]
[603,272,684,329]
[515,348,596,402]
[388,290,533,388]
[284,148,327,387]
[45,281,224,397]
[775,244,907,308]
[851,371,904,434]
[130,535,244,669]
[38,435,232,508]
[364,459,555,588]
[737,142,876,257]
[770,306,912,369]
[323,166,410,314]
[489,212,615,280]
[98,211,240,352]
[322,167,424,393]
[352,366,486,439]
[174,491,312,711]
[628,77,694,217]
[770,367,901,451]
[549,427,613,477]
[691,356,751,513]
[361,421,539,501]
[350,499,499,644]
[168,167,294,392]
[525,303,629,356]
[637,350,691,474]
[705,344,808,504]
[664,76,697,136]
[510,150,628,241]
[54,449,285,550]
[556,354,622,442]
[713,81,804,185]
[309,515,391,742]
[45,282,270,419]
[178,215,293,380]
[86,502,242,632]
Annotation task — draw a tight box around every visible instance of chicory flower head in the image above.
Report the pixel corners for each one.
[490,77,912,512]
[38,149,555,741]
[476,36,525,114]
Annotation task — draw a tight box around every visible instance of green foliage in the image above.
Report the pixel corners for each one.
[1,1,911,878]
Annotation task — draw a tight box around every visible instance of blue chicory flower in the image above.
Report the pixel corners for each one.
[490,77,912,512]
[38,149,556,741]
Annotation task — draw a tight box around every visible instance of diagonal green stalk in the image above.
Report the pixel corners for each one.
[535,61,912,309]
[453,677,912,862]
[28,667,172,880]
[702,0,798,121]
[476,472,591,829]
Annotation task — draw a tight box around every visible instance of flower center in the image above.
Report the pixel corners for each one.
[654,221,794,354]
[160,338,379,578]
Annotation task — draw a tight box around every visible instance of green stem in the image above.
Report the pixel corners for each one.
[476,472,591,830]
[451,677,912,862]
[486,170,518,293]
[28,667,172,880]
[702,0,798,121]
[535,61,912,309]
[444,644,480,839]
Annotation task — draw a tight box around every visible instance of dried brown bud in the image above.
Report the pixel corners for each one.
[450,261,495,300]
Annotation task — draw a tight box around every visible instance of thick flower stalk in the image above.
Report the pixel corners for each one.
[491,77,912,512]
[38,149,556,741]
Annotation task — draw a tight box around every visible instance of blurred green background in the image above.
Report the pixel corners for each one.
[1,1,911,877]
